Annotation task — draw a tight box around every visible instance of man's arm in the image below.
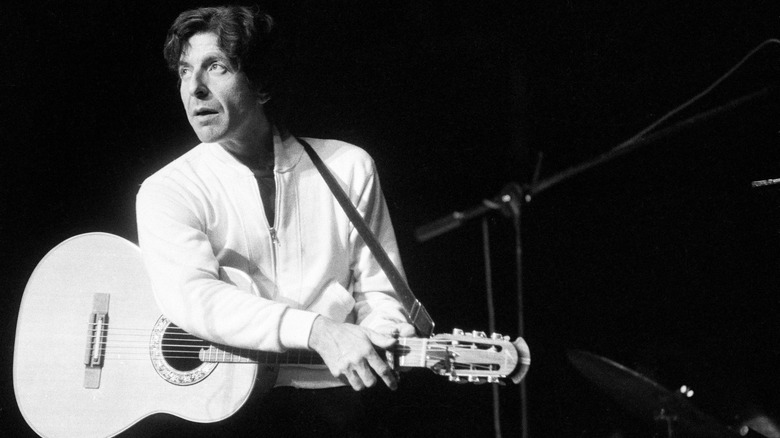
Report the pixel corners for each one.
[349,160,415,336]
[308,316,408,390]
[136,179,317,352]
[309,150,416,390]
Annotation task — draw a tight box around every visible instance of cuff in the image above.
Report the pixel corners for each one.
[279,308,319,349]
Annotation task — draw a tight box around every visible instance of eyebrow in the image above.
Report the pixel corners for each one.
[179,53,231,69]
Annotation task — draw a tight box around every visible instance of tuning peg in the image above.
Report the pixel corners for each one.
[468,375,486,384]
[489,333,504,350]
[471,330,487,338]
[449,375,467,384]
[452,328,464,336]
[486,376,505,385]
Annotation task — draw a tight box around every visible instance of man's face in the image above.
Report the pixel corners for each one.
[178,32,263,148]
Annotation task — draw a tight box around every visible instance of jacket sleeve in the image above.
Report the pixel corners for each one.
[136,179,317,352]
[348,162,412,332]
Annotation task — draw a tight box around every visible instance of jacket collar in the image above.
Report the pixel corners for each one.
[206,126,305,175]
[274,129,305,173]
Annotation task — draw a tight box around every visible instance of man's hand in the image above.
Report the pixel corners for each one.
[308,316,401,391]
[372,322,416,338]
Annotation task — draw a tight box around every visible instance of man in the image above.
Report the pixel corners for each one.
[136,5,415,436]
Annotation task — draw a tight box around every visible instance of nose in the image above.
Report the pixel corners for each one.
[185,71,209,99]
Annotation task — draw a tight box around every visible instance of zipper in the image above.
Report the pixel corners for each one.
[270,171,281,246]
[269,171,281,297]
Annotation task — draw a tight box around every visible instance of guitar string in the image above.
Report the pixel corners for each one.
[81,352,501,371]
[80,324,508,370]
[98,337,506,356]
[85,325,510,352]
[81,344,503,371]
[88,326,507,343]
[88,349,500,370]
[86,323,510,346]
[92,349,500,371]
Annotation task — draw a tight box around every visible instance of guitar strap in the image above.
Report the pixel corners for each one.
[298,137,435,337]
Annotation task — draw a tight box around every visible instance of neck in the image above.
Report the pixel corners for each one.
[221,111,274,166]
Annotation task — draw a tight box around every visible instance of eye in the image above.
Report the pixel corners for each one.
[209,63,228,74]
[178,66,191,79]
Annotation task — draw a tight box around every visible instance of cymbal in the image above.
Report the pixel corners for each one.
[567,350,741,438]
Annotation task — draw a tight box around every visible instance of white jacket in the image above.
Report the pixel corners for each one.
[136,133,408,387]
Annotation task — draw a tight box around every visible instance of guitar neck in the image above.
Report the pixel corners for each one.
[198,333,523,383]
[199,337,429,368]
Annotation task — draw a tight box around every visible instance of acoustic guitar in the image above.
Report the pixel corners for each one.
[13,233,530,438]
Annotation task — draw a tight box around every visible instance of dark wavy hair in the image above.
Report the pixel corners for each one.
[163,6,284,113]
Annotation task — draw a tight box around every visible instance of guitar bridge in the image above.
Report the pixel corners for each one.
[83,293,110,389]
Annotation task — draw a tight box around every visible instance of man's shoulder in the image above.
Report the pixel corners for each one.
[142,143,217,185]
[299,137,374,167]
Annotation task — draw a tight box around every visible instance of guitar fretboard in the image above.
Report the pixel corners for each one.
[198,338,429,367]
[199,346,324,365]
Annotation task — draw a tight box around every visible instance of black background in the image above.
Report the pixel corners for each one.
[3,1,780,436]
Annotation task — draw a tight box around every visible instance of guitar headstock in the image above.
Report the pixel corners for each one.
[415,329,530,384]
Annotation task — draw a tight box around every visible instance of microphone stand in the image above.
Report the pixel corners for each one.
[417,182,528,438]
[416,85,775,241]
[529,85,775,198]
[413,84,777,438]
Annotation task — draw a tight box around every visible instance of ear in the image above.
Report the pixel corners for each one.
[257,91,271,105]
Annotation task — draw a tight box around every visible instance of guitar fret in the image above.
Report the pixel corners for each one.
[418,338,427,368]
[398,338,407,367]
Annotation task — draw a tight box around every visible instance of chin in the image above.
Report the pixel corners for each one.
[193,127,226,144]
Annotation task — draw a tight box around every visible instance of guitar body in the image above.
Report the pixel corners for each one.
[13,233,260,438]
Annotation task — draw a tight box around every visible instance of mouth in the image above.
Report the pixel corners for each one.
[194,108,219,117]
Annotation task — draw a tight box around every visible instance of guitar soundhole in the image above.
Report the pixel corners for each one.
[161,323,207,372]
